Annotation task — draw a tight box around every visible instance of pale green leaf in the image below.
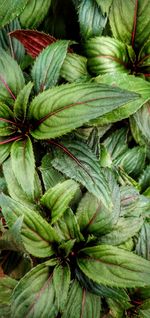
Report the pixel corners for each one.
[61,53,90,83]
[62,280,101,318]
[11,262,58,318]
[0,0,28,28]
[0,103,14,136]
[32,40,69,93]
[53,263,70,313]
[41,179,79,224]
[29,82,139,139]
[11,137,35,198]
[96,0,113,14]
[20,0,52,28]
[77,245,150,287]
[14,82,33,121]
[0,139,11,164]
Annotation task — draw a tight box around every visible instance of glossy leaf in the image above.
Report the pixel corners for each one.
[41,179,79,224]
[14,82,33,121]
[0,194,58,257]
[11,137,35,198]
[29,82,139,139]
[61,53,90,83]
[78,0,107,40]
[53,263,70,312]
[39,153,64,190]
[0,0,28,28]
[77,245,150,287]
[11,262,58,318]
[84,36,131,75]
[20,0,52,28]
[109,0,150,51]
[0,47,25,102]
[52,139,112,209]
[32,40,69,93]
[10,29,56,58]
[62,279,101,318]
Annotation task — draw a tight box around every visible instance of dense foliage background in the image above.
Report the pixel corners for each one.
[0,0,150,317]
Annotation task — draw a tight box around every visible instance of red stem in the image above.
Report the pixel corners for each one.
[0,75,16,100]
[0,135,21,145]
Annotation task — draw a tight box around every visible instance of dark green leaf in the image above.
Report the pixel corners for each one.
[0,103,14,136]
[20,0,52,28]
[0,216,25,252]
[41,179,79,224]
[53,263,70,312]
[78,0,107,40]
[0,0,28,28]
[0,276,17,318]
[32,40,69,93]
[77,245,150,287]
[0,139,11,164]
[11,137,35,198]
[136,222,150,261]
[62,279,101,318]
[130,101,150,147]
[14,82,33,121]
[138,299,150,318]
[29,82,139,139]
[139,165,150,192]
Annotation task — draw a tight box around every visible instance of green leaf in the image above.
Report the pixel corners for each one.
[32,40,69,93]
[14,82,33,121]
[77,245,150,287]
[41,179,79,224]
[62,279,101,318]
[107,297,130,318]
[53,263,70,313]
[84,36,131,76]
[136,222,150,261]
[94,74,150,125]
[54,208,84,242]
[52,140,112,209]
[139,165,150,192]
[0,103,14,136]
[96,0,113,14]
[20,0,52,28]
[0,47,25,102]
[0,194,58,257]
[109,0,150,51]
[78,0,107,40]
[11,137,35,198]
[76,170,120,235]
[61,53,90,83]
[138,39,150,75]
[0,0,28,28]
[0,139,12,164]
[0,276,17,318]
[39,153,65,191]
[130,101,150,147]
[103,128,128,161]
[0,216,25,252]
[11,262,58,318]
[138,299,150,318]
[29,82,139,139]
[100,216,143,245]
[0,18,25,64]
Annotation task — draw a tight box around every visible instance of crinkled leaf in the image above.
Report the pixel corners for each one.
[10,29,56,58]
[136,222,150,261]
[84,36,131,75]
[20,0,52,28]
[11,262,58,318]
[41,179,79,224]
[0,0,28,28]
[11,137,35,198]
[77,245,150,287]
[62,279,101,318]
[32,40,69,93]
[14,82,33,121]
[94,74,150,125]
[100,217,143,245]
[53,263,70,313]
[78,0,107,40]
[29,82,139,139]
[52,139,112,209]
[0,276,17,318]
[0,194,58,257]
[61,53,90,83]
[109,0,150,51]
[0,47,25,102]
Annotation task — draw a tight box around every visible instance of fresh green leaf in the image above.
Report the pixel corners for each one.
[14,82,33,121]
[53,263,70,312]
[0,47,25,102]
[20,0,52,28]
[130,101,150,147]
[109,0,150,51]
[96,0,113,14]
[0,0,28,28]
[62,279,101,318]
[11,137,35,198]
[0,103,14,136]
[78,0,107,40]
[0,194,58,257]
[32,40,69,93]
[41,179,79,224]
[0,139,12,164]
[11,262,58,318]
[77,245,150,287]
[29,82,139,139]
[61,53,90,83]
